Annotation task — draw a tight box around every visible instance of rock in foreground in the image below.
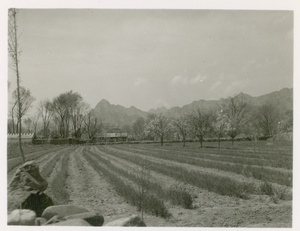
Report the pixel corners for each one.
[105,215,146,226]
[8,209,36,226]
[65,211,104,226]
[7,161,52,216]
[41,205,89,220]
[48,219,91,226]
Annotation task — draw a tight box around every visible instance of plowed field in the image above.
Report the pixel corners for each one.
[7,141,293,227]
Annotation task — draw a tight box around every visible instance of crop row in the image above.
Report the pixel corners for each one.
[107,146,292,187]
[123,145,292,170]
[47,151,71,205]
[164,144,291,164]
[7,146,66,172]
[184,140,293,155]
[7,144,59,159]
[148,141,292,157]
[95,146,258,199]
[84,148,193,209]
[82,150,171,218]
[127,144,292,166]
[40,148,72,178]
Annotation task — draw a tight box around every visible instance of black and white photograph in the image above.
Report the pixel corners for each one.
[1,0,298,229]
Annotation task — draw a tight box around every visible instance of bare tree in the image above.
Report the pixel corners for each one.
[84,111,101,140]
[188,108,213,148]
[71,101,89,138]
[256,102,281,137]
[12,87,35,132]
[172,114,190,147]
[212,109,230,149]
[23,118,32,133]
[38,99,54,137]
[32,114,40,135]
[8,8,25,162]
[9,100,18,133]
[52,91,83,138]
[132,117,146,140]
[145,113,171,146]
[223,95,250,145]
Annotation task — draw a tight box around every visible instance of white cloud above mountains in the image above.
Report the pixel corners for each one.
[171,75,207,85]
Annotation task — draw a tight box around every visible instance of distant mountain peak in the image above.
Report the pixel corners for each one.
[99,99,110,104]
[92,88,292,127]
[148,106,168,114]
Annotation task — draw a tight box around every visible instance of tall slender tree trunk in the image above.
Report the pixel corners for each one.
[11,102,16,133]
[11,113,15,133]
[11,9,25,163]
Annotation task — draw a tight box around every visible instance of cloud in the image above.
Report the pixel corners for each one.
[172,76,187,85]
[171,75,206,85]
[134,78,146,86]
[208,74,247,97]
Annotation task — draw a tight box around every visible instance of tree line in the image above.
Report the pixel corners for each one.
[130,95,292,148]
[8,87,292,149]
[8,89,102,141]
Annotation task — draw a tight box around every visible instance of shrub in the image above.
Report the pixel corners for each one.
[260,181,274,196]
[168,185,193,209]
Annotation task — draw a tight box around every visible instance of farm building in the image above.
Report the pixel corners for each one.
[7,133,34,144]
[96,128,128,142]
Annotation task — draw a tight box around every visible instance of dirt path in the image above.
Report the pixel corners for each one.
[66,146,139,222]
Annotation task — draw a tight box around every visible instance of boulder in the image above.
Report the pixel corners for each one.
[35,217,47,226]
[8,161,48,192]
[65,211,104,226]
[104,215,146,226]
[8,161,50,214]
[41,205,89,220]
[48,219,91,226]
[8,209,36,226]
[43,215,66,225]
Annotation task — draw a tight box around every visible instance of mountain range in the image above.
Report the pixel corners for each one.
[91,88,293,128]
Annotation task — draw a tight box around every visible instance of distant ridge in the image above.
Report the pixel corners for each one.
[92,88,293,127]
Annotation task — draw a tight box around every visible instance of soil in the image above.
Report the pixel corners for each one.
[7,144,293,227]
[64,145,292,227]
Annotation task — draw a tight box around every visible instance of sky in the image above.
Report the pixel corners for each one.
[7,9,293,111]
